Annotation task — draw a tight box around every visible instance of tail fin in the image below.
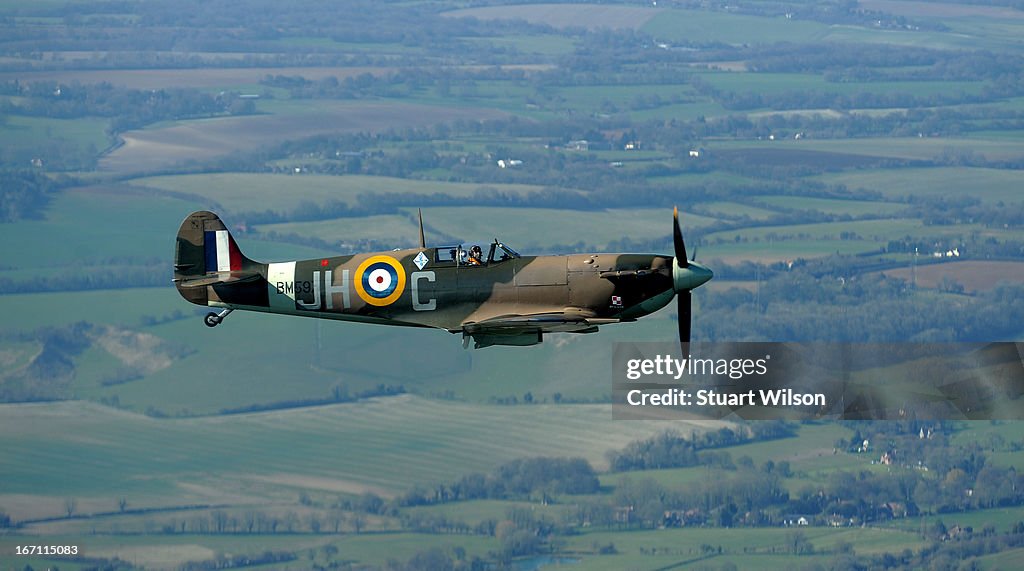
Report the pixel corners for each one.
[174,211,258,305]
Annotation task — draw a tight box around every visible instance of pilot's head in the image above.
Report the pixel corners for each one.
[471,245,482,257]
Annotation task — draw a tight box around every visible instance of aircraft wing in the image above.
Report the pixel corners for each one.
[461,310,622,348]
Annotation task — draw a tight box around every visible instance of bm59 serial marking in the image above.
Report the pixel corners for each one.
[173,209,711,348]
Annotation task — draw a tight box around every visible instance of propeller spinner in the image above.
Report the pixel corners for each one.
[672,207,713,343]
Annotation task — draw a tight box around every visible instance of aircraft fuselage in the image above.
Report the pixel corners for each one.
[182,247,680,332]
[174,210,712,347]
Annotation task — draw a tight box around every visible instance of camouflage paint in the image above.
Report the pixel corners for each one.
[174,211,712,347]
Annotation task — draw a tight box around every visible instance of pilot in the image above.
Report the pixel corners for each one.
[467,245,484,266]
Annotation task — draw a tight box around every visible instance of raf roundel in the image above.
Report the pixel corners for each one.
[354,255,407,306]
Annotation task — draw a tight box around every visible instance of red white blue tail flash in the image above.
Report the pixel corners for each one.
[204,230,242,272]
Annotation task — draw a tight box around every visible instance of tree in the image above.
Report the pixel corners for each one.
[64,498,76,518]
[244,511,256,533]
[212,510,229,533]
[284,511,299,533]
[327,509,346,533]
[228,98,256,115]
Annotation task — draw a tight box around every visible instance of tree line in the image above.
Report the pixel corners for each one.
[1,80,250,132]
[607,422,796,471]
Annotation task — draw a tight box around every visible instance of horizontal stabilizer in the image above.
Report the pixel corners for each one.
[176,271,263,289]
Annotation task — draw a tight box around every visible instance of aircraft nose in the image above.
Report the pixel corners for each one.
[673,260,713,292]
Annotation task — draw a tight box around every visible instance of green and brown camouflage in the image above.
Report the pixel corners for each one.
[174,210,712,348]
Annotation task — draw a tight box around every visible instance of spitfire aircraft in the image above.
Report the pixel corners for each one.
[173,209,712,348]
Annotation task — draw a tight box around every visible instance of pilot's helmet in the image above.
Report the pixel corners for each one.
[471,245,482,256]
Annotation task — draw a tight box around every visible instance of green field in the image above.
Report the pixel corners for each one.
[185,205,710,253]
[881,261,1024,292]
[0,65,392,90]
[1,418,1020,570]
[407,499,572,528]
[100,101,509,175]
[444,3,660,30]
[708,217,925,242]
[0,114,111,151]
[132,173,549,214]
[408,80,551,116]
[695,70,986,99]
[0,398,700,514]
[0,532,490,570]
[463,34,577,57]
[629,99,731,121]
[705,218,995,247]
[977,547,1024,570]
[258,213,429,246]
[701,219,927,263]
[649,171,759,189]
[0,187,202,270]
[885,506,1024,535]
[711,136,1024,163]
[408,206,718,250]
[754,196,907,217]
[598,423,870,495]
[822,22,1009,51]
[644,9,830,45]
[554,83,696,110]
[924,14,1024,51]
[0,188,331,285]
[817,167,1024,204]
[700,239,877,263]
[561,525,926,570]
[694,201,780,221]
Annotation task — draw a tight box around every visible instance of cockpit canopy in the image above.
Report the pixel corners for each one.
[434,240,520,266]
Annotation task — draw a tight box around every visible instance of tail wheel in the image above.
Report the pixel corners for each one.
[204,308,234,327]
[204,313,220,328]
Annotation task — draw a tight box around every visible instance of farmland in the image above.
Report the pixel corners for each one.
[816,167,1024,204]
[443,4,662,30]
[881,261,1024,292]
[99,101,509,176]
[753,196,907,217]
[1,413,1020,569]
[132,173,549,214]
[0,397,694,512]
[3,0,1024,568]
[0,66,393,90]
[694,70,987,99]
[405,206,718,248]
[711,136,1024,163]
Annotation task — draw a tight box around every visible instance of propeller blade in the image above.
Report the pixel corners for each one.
[678,289,691,344]
[673,206,689,269]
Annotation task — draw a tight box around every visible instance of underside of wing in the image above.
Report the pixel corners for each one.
[460,310,622,349]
